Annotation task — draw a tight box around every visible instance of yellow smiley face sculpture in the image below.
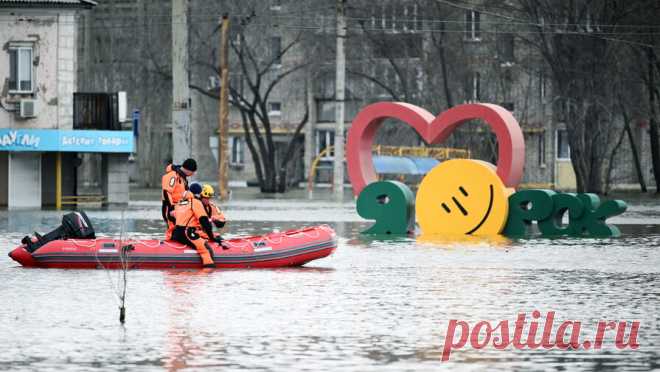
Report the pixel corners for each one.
[416,159,513,236]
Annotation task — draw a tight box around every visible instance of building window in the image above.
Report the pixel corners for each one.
[415,65,424,96]
[268,102,281,116]
[467,71,480,102]
[270,0,281,12]
[316,101,335,122]
[378,3,385,29]
[584,10,594,32]
[503,68,513,95]
[384,3,393,30]
[538,132,546,166]
[556,129,570,160]
[316,100,361,123]
[8,46,34,94]
[270,36,281,65]
[497,33,515,63]
[465,10,481,40]
[403,4,411,31]
[539,71,547,101]
[390,3,397,31]
[230,136,244,165]
[230,74,244,95]
[316,130,335,159]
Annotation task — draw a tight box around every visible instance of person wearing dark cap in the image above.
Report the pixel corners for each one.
[161,158,197,240]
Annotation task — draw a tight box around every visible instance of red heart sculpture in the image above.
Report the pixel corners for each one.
[346,102,525,196]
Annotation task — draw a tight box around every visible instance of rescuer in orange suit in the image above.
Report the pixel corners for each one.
[161,158,197,240]
[172,183,227,268]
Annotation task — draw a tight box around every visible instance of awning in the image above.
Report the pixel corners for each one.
[373,155,418,174]
[372,155,440,175]
[409,157,440,174]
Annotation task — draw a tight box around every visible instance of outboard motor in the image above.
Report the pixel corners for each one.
[61,211,96,239]
[22,211,96,253]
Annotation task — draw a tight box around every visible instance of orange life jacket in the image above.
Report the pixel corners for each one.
[174,197,208,229]
[206,201,226,223]
[161,165,189,205]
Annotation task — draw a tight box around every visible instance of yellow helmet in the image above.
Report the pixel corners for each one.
[200,184,215,198]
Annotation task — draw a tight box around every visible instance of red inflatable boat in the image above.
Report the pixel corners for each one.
[8,225,337,269]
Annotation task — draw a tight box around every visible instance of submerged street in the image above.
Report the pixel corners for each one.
[1,192,659,371]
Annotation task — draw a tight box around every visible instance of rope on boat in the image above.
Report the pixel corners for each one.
[221,225,330,250]
[71,239,98,248]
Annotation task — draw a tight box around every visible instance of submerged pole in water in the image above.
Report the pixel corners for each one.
[118,243,132,324]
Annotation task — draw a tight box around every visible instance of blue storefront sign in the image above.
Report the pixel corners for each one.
[0,129,134,153]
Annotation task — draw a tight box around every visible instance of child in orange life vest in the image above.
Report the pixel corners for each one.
[177,182,227,234]
[171,183,227,268]
[161,158,197,240]
[201,184,227,235]
[178,184,227,240]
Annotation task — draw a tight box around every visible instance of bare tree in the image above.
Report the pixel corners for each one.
[186,5,316,192]
[509,0,636,193]
[603,0,659,192]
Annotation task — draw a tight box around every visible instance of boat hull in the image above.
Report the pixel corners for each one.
[8,225,337,269]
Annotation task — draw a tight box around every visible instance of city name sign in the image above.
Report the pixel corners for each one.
[347,102,627,239]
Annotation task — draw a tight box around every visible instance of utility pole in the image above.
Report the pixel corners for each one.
[218,14,230,200]
[333,0,347,200]
[171,0,191,163]
[305,70,316,199]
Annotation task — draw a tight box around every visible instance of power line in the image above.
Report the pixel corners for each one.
[5,16,660,37]
[2,8,659,51]
[4,10,660,29]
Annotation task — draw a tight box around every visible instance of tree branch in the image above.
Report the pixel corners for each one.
[346,68,400,101]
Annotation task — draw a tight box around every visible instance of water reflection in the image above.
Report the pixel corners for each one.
[416,233,512,248]
[163,269,214,371]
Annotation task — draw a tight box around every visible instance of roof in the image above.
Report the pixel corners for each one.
[0,0,97,9]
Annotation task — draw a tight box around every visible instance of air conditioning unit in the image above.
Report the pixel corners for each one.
[19,99,38,118]
[118,91,127,122]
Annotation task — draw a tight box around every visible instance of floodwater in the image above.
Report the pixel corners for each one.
[1,191,659,371]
